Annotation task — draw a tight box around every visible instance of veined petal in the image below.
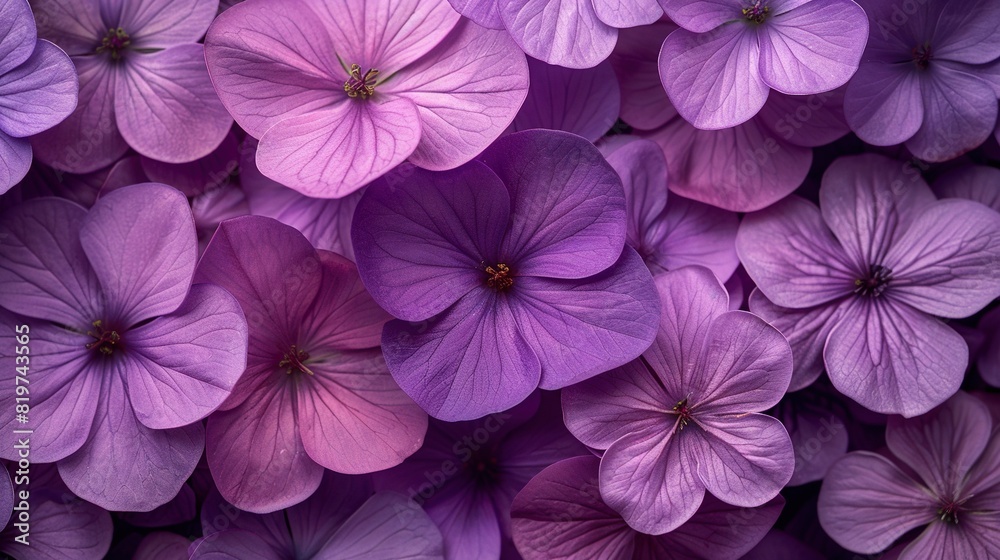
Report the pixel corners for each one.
[115,0,218,48]
[592,0,662,27]
[512,58,619,143]
[0,40,78,138]
[321,493,444,559]
[0,0,36,74]
[844,61,924,147]
[498,0,617,69]
[0,130,30,192]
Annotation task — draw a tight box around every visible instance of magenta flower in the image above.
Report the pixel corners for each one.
[511,58,621,142]
[819,392,1000,558]
[191,472,444,559]
[0,184,248,511]
[510,456,783,559]
[195,216,427,513]
[562,266,794,534]
[739,154,1000,414]
[658,0,868,129]
[205,0,529,199]
[29,0,232,173]
[352,130,661,421]
[611,22,851,211]
[451,0,662,69]
[601,137,739,282]
[844,0,1000,161]
[372,393,586,560]
[0,0,77,192]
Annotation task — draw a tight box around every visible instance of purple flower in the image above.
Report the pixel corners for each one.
[510,58,621,142]
[191,472,444,559]
[0,183,248,511]
[195,216,427,513]
[610,22,851,212]
[204,0,529,199]
[510,455,783,559]
[600,137,739,282]
[818,391,1000,558]
[738,154,1000,414]
[844,0,1000,162]
[352,130,661,421]
[933,165,1000,213]
[0,0,77,192]
[562,266,794,534]
[29,0,233,173]
[139,130,240,198]
[134,532,191,560]
[452,0,662,69]
[372,393,586,560]
[975,307,1000,388]
[772,382,849,486]
[658,0,868,129]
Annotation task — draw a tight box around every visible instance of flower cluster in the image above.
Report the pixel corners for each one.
[1,0,999,558]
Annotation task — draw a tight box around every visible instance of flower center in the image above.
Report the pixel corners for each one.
[279,345,315,376]
[742,0,770,23]
[854,264,892,297]
[344,64,379,99]
[85,320,122,356]
[912,42,932,70]
[464,451,502,486]
[485,263,514,292]
[937,500,962,524]
[672,398,694,431]
[96,27,131,60]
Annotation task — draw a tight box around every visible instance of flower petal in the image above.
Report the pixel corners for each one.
[690,414,794,506]
[0,0,36,74]
[28,0,104,57]
[817,452,936,554]
[80,183,197,326]
[480,130,627,279]
[600,425,703,534]
[512,58,619,142]
[562,359,674,450]
[322,493,444,560]
[884,199,1000,318]
[117,0,218,48]
[885,392,991,499]
[604,138,668,253]
[190,530,280,560]
[0,130,30,192]
[757,88,851,147]
[757,0,867,95]
[0,494,113,560]
[906,62,998,162]
[929,0,1000,64]
[301,251,391,350]
[843,61,924,147]
[256,96,421,198]
[140,130,240,197]
[58,371,203,511]
[610,22,678,130]
[206,382,323,513]
[352,163,509,323]
[0,40,78,138]
[825,299,966,417]
[383,19,529,170]
[900,517,1000,560]
[693,311,793,414]
[0,197,101,327]
[510,247,660,390]
[592,0,662,27]
[497,0,616,69]
[933,165,1000,213]
[30,56,129,174]
[737,196,856,309]
[656,0,738,32]
[124,283,248,429]
[448,0,503,28]
[660,25,769,130]
[650,195,739,281]
[422,478,501,560]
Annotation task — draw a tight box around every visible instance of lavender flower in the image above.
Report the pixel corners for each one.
[352,130,661,421]
[195,216,427,513]
[510,456,783,559]
[29,0,233,173]
[0,183,248,511]
[562,266,794,534]
[372,393,586,560]
[204,0,529,198]
[658,0,868,129]
[844,0,1000,161]
[819,391,1000,558]
[738,154,1000,414]
[0,0,77,192]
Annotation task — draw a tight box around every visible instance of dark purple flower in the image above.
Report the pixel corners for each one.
[562,266,794,534]
[0,183,248,511]
[739,154,1000,414]
[139,130,240,198]
[195,216,427,513]
[772,382,849,486]
[844,0,1000,161]
[29,0,233,173]
[742,530,824,560]
[658,0,868,129]
[600,137,739,282]
[191,472,444,559]
[933,165,1000,213]
[352,130,661,421]
[510,58,620,142]
[134,532,191,560]
[975,307,1000,388]
[372,392,586,560]
[205,0,528,198]
[510,455,783,559]
[819,391,1000,558]
[0,0,77,192]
